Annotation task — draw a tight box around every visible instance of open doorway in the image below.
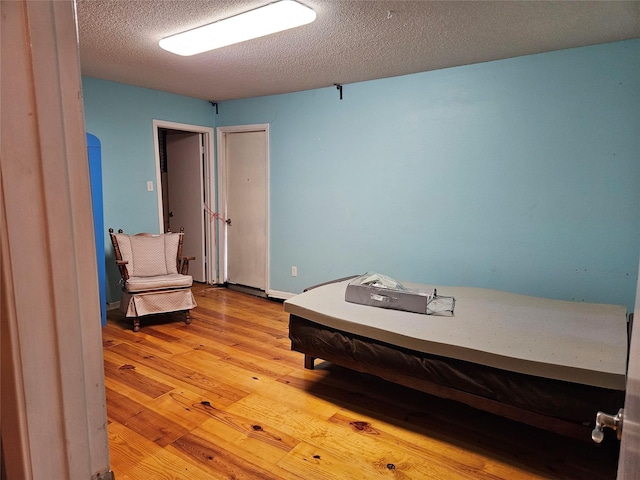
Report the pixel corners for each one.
[153,120,215,284]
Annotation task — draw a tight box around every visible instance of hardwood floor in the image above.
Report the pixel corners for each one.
[103,283,620,479]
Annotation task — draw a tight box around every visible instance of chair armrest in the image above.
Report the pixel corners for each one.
[115,260,129,280]
[179,256,195,275]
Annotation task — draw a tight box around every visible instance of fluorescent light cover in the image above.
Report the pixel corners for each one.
[159,0,316,56]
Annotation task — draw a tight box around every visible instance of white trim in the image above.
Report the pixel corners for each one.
[216,124,270,290]
[216,128,228,284]
[618,258,640,475]
[106,301,120,311]
[267,289,296,300]
[1,1,110,477]
[153,120,215,284]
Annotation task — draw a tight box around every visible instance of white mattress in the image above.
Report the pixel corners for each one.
[284,279,628,390]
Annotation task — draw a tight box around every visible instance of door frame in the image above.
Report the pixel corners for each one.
[617,255,640,477]
[2,1,111,477]
[153,120,215,283]
[216,124,270,290]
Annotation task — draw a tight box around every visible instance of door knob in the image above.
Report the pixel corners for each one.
[225,218,232,226]
[592,408,624,444]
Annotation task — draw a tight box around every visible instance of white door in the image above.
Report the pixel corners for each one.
[617,258,640,478]
[166,131,206,282]
[224,130,268,290]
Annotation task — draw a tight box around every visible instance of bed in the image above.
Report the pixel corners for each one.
[284,276,629,440]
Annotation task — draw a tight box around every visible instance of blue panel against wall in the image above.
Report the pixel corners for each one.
[215,39,640,311]
[87,133,107,326]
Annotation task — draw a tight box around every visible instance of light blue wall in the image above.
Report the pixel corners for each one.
[215,39,640,310]
[82,77,216,303]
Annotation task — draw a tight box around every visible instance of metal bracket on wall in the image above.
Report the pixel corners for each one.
[334,83,343,100]
[209,101,219,114]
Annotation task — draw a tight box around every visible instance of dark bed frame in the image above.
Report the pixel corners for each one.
[288,303,627,442]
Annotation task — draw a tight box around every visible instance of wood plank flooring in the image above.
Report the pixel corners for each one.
[103,283,620,479]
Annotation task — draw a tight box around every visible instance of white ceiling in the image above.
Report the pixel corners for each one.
[77,0,640,102]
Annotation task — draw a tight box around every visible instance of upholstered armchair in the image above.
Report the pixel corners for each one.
[108,227,196,331]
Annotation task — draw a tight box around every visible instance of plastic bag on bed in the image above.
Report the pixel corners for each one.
[357,273,410,291]
[426,294,456,315]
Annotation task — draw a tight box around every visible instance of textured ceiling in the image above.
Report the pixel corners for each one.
[77,0,640,102]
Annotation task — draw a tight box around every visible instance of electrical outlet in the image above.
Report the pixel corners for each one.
[291,266,297,277]
[147,181,154,192]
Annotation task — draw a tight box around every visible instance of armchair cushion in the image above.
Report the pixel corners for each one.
[115,233,181,276]
[125,273,193,293]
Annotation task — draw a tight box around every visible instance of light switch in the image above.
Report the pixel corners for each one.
[147,181,154,192]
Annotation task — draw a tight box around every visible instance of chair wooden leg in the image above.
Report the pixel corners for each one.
[133,318,140,332]
[184,310,192,325]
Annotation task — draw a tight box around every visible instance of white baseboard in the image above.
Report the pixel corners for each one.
[106,301,120,311]
[267,289,296,300]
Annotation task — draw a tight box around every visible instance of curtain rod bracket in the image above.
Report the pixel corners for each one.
[334,84,343,100]
[209,101,219,114]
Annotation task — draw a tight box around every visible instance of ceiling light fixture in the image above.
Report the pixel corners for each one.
[159,0,317,56]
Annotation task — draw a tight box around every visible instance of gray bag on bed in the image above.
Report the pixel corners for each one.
[345,273,454,315]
